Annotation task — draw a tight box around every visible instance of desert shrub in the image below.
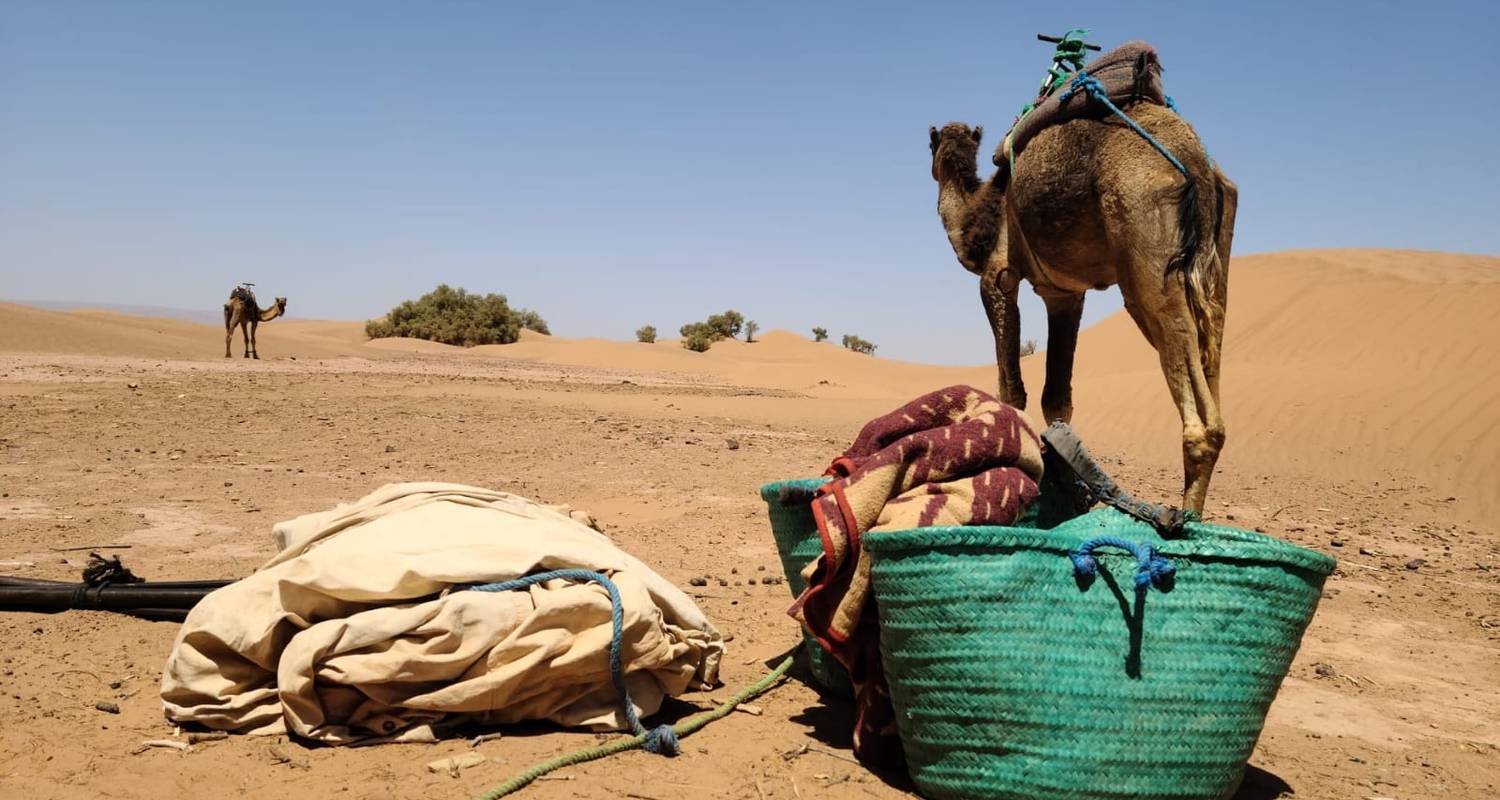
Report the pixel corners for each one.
[841,334,877,355]
[636,325,657,343]
[1020,339,1038,357]
[515,308,550,335]
[682,330,713,352]
[365,284,522,346]
[705,310,744,340]
[812,327,828,342]
[745,320,760,342]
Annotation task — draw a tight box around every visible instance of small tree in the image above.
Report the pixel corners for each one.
[842,334,877,355]
[365,284,522,347]
[636,325,657,343]
[745,320,760,342]
[515,308,550,335]
[704,310,744,340]
[682,329,713,352]
[1020,339,1038,357]
[812,326,828,342]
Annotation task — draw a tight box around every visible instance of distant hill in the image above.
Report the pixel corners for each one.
[5,300,225,326]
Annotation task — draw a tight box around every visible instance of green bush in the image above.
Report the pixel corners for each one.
[745,320,760,342]
[515,308,550,335]
[636,325,657,343]
[682,330,713,352]
[841,334,877,355]
[812,327,828,342]
[366,284,532,347]
[705,310,744,340]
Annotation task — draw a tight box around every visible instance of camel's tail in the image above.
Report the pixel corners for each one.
[1170,164,1235,368]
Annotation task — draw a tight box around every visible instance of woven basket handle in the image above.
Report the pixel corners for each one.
[1070,536,1176,592]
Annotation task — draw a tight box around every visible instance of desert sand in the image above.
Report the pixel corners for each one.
[1,248,1497,799]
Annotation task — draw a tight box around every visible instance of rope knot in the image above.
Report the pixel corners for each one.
[1071,537,1175,593]
[1058,71,1106,105]
[643,725,680,756]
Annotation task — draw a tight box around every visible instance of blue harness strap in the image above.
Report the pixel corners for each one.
[1059,71,1189,178]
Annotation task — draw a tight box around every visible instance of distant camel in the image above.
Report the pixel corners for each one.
[223,286,287,359]
[929,105,1236,513]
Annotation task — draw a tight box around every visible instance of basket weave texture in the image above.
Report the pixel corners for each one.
[758,478,853,697]
[865,507,1335,800]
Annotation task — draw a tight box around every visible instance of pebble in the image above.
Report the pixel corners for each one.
[94,701,120,714]
[384,445,397,453]
[688,577,708,587]
[1359,547,1376,556]
[1331,539,1345,548]
[1313,663,1337,678]
[725,439,740,451]
[1405,559,1427,571]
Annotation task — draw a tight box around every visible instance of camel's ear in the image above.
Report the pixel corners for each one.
[929,126,940,155]
[970,125,984,143]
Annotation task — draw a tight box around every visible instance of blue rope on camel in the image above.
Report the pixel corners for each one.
[1059,71,1188,178]
[466,568,680,755]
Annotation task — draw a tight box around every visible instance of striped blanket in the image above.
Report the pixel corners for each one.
[788,385,1043,764]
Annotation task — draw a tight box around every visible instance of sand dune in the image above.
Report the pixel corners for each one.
[3,249,1495,520]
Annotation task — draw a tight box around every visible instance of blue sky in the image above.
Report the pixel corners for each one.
[2,1,1496,364]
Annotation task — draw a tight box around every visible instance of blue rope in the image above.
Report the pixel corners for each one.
[466,568,680,755]
[1058,71,1188,178]
[1070,536,1176,592]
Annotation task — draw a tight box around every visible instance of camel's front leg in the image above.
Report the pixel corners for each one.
[249,320,259,359]
[241,322,251,358]
[980,265,1026,409]
[1039,292,1085,423]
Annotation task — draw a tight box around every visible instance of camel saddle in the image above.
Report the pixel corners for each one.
[995,40,1166,171]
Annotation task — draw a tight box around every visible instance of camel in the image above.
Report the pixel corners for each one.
[929,104,1237,513]
[223,287,287,359]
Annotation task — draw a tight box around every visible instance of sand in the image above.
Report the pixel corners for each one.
[1,248,1497,799]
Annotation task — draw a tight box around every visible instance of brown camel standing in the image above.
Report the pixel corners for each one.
[929,104,1236,513]
[223,288,287,359]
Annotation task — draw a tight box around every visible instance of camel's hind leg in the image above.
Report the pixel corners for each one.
[241,322,251,358]
[224,307,234,358]
[1118,273,1224,515]
[249,320,259,359]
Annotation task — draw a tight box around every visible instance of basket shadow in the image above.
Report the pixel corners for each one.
[1234,765,1294,799]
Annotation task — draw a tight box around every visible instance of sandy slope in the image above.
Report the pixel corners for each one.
[4,248,1495,520]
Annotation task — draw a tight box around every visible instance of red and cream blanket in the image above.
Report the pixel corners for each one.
[788,385,1043,765]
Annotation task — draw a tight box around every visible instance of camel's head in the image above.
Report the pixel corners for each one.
[929,122,983,183]
[273,297,288,313]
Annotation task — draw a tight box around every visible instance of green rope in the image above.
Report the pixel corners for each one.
[471,652,798,800]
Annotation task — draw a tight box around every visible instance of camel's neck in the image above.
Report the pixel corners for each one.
[937,171,1005,275]
[257,305,283,322]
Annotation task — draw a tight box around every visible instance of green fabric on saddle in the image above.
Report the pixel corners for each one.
[998,40,1168,171]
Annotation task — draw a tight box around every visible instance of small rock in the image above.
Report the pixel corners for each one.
[126,382,139,390]
[717,579,728,587]
[1313,663,1337,678]
[757,565,766,572]
[688,577,708,587]
[1330,539,1345,547]
[730,567,738,574]
[1405,559,1427,571]
[384,445,397,453]
[1358,547,1375,556]
[108,680,122,689]
[725,439,740,451]
[426,752,486,776]
[224,481,233,488]
[95,701,120,714]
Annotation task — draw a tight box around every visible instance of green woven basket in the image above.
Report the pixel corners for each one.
[865,507,1335,800]
[758,479,854,697]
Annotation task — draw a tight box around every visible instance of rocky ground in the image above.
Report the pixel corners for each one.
[1,353,1496,799]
